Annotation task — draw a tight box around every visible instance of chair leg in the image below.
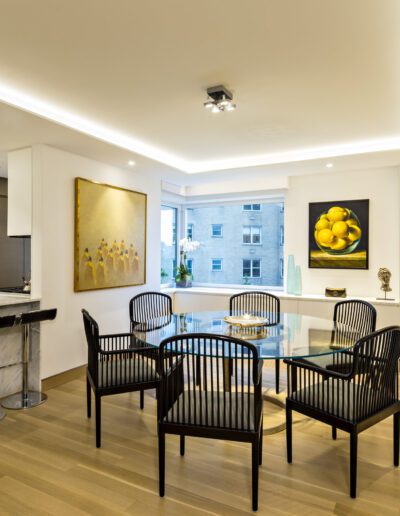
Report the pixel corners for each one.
[180,435,185,456]
[140,389,144,410]
[286,405,292,464]
[159,430,165,497]
[86,376,91,419]
[394,412,399,467]
[259,418,263,466]
[350,431,358,498]
[95,394,101,448]
[275,359,280,394]
[252,439,259,511]
[332,426,337,440]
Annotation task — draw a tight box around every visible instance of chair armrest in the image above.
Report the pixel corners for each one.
[99,332,135,339]
[99,346,157,357]
[283,357,353,379]
[99,333,156,354]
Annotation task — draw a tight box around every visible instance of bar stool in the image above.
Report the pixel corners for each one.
[0,314,17,419]
[2,308,57,410]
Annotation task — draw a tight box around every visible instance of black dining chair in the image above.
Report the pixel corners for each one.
[129,291,173,331]
[230,291,281,393]
[284,326,400,499]
[129,291,173,408]
[158,333,264,511]
[82,309,160,448]
[304,299,377,439]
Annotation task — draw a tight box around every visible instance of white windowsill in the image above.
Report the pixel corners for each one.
[161,286,400,306]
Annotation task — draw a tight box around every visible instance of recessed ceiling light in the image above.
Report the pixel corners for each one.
[326,163,333,168]
[128,160,135,166]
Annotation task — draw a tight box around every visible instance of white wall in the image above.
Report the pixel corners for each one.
[31,145,161,379]
[285,167,400,299]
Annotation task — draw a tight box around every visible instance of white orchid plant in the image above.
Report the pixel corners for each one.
[176,237,200,281]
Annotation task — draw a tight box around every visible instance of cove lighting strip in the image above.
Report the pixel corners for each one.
[1,82,400,174]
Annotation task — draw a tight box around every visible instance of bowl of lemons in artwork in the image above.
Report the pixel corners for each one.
[314,206,362,255]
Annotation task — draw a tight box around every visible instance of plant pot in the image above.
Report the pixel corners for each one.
[175,277,192,288]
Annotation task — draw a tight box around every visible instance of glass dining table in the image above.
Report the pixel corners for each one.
[132,310,361,433]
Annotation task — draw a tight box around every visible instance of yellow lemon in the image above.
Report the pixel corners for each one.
[346,218,357,227]
[327,206,347,222]
[317,228,334,246]
[330,237,348,250]
[315,218,331,231]
[329,237,348,250]
[348,225,362,242]
[320,214,329,221]
[332,221,349,238]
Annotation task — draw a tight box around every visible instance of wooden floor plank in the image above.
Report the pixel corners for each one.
[0,371,398,515]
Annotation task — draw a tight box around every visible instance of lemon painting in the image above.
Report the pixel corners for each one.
[75,178,147,291]
[309,200,369,269]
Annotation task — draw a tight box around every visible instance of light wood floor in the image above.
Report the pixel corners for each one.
[0,367,398,515]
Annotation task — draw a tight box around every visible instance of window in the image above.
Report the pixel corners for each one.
[184,201,284,287]
[243,204,261,211]
[280,225,284,246]
[211,259,222,271]
[243,226,261,245]
[187,223,193,240]
[187,259,193,275]
[160,205,178,284]
[211,224,223,237]
[243,259,261,278]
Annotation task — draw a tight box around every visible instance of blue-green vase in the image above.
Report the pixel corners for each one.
[287,255,296,294]
[294,265,302,296]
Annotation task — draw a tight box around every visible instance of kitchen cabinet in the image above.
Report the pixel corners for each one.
[7,147,32,236]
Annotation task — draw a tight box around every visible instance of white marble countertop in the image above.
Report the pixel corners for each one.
[0,294,41,307]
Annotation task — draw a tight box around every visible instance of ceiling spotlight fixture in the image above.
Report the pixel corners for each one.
[128,160,135,166]
[204,85,236,113]
[326,163,333,168]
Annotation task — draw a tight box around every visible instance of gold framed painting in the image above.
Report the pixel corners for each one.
[74,178,147,291]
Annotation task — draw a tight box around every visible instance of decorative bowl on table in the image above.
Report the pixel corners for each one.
[226,325,268,341]
[224,314,269,328]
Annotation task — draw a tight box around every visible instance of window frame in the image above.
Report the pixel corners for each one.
[211,223,223,238]
[160,203,180,287]
[187,223,194,240]
[178,196,284,291]
[211,258,223,272]
[242,203,262,212]
[187,258,193,275]
[243,258,261,278]
[242,225,262,245]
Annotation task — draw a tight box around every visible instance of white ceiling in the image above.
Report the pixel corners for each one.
[0,0,399,175]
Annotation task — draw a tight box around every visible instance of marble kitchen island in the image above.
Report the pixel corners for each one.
[0,295,41,398]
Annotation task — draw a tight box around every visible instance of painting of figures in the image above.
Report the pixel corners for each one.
[74,178,146,291]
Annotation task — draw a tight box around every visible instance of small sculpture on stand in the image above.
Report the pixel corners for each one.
[377,268,394,300]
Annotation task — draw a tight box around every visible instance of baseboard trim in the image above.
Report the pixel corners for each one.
[42,365,86,391]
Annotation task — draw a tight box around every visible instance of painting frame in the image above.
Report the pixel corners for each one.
[74,177,147,292]
[309,199,369,270]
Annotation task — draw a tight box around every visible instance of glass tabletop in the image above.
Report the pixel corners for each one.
[131,310,361,359]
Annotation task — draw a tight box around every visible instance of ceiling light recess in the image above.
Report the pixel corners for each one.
[204,85,236,113]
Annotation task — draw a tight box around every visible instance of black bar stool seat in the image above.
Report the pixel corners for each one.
[0,315,17,419]
[1,309,57,410]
